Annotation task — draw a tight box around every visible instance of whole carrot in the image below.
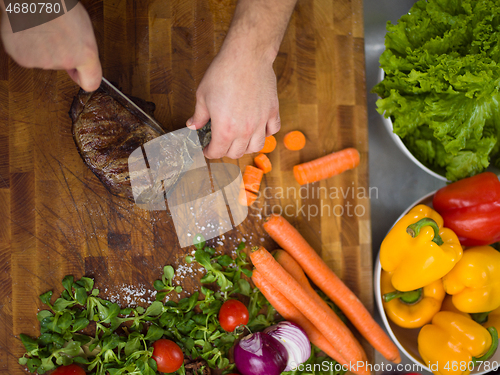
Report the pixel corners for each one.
[263,214,401,363]
[251,269,352,370]
[273,250,348,321]
[293,147,360,185]
[250,246,370,375]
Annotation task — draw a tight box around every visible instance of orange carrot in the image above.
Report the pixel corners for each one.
[274,250,343,317]
[263,214,401,363]
[254,153,272,174]
[273,250,368,362]
[238,189,257,206]
[250,246,369,375]
[251,269,351,369]
[242,165,263,193]
[293,147,360,185]
[284,130,306,151]
[260,135,277,153]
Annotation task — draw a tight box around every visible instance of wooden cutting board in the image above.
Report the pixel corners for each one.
[0,0,372,373]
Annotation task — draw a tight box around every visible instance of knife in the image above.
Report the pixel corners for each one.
[100,77,212,147]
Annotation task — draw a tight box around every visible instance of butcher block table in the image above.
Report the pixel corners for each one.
[0,0,372,373]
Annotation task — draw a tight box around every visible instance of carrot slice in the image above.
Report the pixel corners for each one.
[238,189,257,206]
[263,214,401,364]
[242,165,263,193]
[251,269,352,370]
[284,130,306,151]
[260,135,277,153]
[250,246,369,374]
[293,148,360,185]
[254,153,272,174]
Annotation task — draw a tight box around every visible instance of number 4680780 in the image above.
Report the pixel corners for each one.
[5,3,62,14]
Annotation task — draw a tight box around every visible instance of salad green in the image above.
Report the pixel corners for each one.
[372,0,500,181]
[18,238,346,375]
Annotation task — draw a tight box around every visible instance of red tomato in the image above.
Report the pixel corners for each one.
[51,364,86,375]
[152,339,184,373]
[218,299,249,332]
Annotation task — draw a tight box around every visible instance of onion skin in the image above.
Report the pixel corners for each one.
[234,332,288,375]
[264,321,311,371]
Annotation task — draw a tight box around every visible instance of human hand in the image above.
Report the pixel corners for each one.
[187,40,281,159]
[1,3,102,91]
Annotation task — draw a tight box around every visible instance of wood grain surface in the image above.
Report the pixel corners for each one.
[0,0,372,373]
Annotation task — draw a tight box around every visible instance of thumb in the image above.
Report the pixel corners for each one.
[72,58,103,92]
[187,99,211,130]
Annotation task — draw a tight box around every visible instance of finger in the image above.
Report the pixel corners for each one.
[74,58,102,91]
[246,130,267,154]
[187,99,211,130]
[226,138,251,159]
[266,111,281,136]
[203,122,234,159]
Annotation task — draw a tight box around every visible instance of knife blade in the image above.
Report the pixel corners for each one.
[100,77,166,135]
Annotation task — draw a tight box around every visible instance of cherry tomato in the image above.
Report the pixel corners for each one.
[152,338,184,373]
[218,299,249,332]
[51,364,86,375]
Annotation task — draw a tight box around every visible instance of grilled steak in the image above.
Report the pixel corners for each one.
[70,86,212,203]
[70,87,162,201]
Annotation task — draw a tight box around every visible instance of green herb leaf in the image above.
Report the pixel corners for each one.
[153,280,165,291]
[39,291,53,306]
[37,310,53,322]
[62,275,74,294]
[20,334,38,353]
[144,324,164,342]
[194,234,206,250]
[76,277,94,292]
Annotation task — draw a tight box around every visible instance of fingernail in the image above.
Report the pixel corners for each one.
[186,117,196,130]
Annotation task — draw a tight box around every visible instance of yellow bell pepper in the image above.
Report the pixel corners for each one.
[380,204,462,291]
[418,311,498,375]
[440,295,470,319]
[381,270,445,328]
[443,245,500,313]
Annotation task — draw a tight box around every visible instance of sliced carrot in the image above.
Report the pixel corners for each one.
[254,153,272,174]
[263,214,401,364]
[284,130,306,151]
[251,269,352,369]
[260,135,277,153]
[242,165,263,193]
[293,147,360,185]
[238,189,257,206]
[250,246,369,375]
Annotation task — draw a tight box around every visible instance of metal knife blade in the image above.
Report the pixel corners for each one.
[100,77,166,135]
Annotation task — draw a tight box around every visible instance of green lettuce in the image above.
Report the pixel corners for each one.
[372,0,500,181]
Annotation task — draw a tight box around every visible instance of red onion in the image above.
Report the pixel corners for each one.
[234,332,288,375]
[264,321,311,371]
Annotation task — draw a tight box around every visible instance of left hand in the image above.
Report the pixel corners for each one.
[187,39,281,159]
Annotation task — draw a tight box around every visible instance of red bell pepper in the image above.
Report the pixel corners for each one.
[432,172,500,247]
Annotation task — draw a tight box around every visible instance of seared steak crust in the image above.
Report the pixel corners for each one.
[70,88,161,201]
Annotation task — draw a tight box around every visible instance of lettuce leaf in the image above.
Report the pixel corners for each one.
[372,0,500,181]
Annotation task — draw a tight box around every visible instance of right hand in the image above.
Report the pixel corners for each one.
[1,3,102,91]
